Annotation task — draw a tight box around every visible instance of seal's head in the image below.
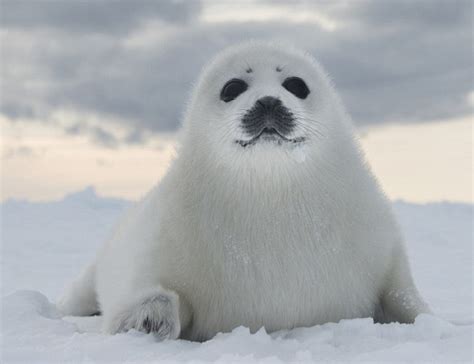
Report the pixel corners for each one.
[183,42,353,175]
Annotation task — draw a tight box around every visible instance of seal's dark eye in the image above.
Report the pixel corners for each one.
[282,77,310,99]
[220,78,248,102]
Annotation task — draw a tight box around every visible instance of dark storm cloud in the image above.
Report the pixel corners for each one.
[0,0,200,34]
[0,0,472,146]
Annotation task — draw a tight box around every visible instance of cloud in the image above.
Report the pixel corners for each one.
[2,146,40,159]
[349,0,471,28]
[0,0,201,34]
[0,0,472,146]
[65,122,119,148]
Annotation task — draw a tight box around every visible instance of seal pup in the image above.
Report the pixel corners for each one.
[58,41,430,342]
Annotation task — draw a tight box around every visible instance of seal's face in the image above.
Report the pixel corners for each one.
[221,77,308,148]
[187,43,343,172]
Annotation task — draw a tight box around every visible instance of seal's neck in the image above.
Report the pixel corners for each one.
[180,153,338,220]
[175,129,370,224]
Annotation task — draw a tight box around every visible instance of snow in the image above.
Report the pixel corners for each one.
[1,187,472,362]
[290,145,307,164]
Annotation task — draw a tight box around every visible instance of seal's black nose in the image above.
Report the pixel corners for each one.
[256,96,281,111]
[241,96,295,137]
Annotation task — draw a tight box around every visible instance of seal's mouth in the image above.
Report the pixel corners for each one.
[236,127,305,148]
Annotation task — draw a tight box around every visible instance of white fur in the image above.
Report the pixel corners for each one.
[58,42,430,342]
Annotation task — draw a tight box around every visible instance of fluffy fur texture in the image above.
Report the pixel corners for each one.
[58,42,430,342]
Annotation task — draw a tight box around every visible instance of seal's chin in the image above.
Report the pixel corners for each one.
[235,128,306,148]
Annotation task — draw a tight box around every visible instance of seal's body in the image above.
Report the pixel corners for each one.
[59,42,429,342]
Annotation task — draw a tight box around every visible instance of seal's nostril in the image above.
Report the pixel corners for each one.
[261,127,277,134]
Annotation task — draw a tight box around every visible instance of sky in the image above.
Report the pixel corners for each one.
[0,0,472,203]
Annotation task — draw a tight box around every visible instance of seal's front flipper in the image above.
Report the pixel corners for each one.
[103,286,192,341]
[57,262,100,316]
[376,251,430,323]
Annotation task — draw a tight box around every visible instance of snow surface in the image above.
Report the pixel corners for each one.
[1,187,472,362]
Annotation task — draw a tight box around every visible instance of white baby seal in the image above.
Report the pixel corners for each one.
[58,41,430,342]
